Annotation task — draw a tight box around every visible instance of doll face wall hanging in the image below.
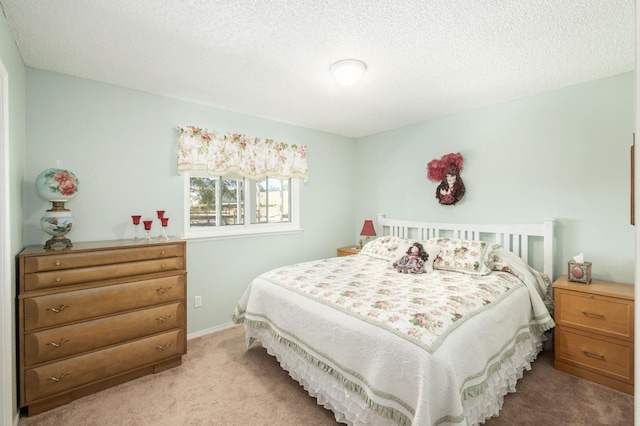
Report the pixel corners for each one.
[427,152,465,205]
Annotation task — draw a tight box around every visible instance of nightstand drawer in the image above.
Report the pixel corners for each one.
[555,290,633,340]
[555,326,633,384]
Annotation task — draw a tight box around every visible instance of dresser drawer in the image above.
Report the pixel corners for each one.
[555,290,634,340]
[555,326,633,384]
[24,302,185,366]
[23,274,186,331]
[24,329,185,403]
[24,257,185,292]
[23,244,184,273]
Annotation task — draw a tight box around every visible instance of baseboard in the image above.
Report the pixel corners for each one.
[187,322,237,340]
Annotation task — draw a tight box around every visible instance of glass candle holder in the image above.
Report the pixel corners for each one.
[142,220,153,241]
[131,215,142,239]
[156,210,165,219]
[159,217,169,241]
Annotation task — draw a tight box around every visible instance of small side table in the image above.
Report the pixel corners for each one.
[337,246,361,257]
[552,275,634,394]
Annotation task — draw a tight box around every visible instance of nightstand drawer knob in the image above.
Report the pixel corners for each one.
[581,349,604,360]
[155,286,172,294]
[55,260,61,266]
[581,310,604,318]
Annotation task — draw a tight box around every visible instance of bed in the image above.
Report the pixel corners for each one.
[233,214,555,425]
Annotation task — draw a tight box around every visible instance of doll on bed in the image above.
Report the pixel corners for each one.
[393,242,429,274]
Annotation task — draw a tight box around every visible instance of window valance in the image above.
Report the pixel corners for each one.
[177,125,308,182]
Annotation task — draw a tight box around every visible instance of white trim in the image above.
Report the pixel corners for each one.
[0,57,12,426]
[187,322,236,340]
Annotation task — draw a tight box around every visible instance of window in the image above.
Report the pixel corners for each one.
[177,126,307,239]
[184,173,301,238]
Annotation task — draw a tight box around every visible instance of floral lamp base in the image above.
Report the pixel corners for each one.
[44,236,73,251]
[41,201,75,251]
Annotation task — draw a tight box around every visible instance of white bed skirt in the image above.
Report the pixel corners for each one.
[245,324,544,426]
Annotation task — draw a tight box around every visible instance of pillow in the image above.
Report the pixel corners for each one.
[491,249,512,273]
[423,244,442,272]
[361,236,414,260]
[429,237,500,275]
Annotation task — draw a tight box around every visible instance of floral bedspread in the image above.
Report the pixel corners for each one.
[260,254,523,353]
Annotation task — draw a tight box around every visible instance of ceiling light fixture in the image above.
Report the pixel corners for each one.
[330,59,367,86]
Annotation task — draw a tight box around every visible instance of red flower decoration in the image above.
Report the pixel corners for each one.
[426,152,463,182]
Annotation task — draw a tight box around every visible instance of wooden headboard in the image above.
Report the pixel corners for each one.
[376,213,555,280]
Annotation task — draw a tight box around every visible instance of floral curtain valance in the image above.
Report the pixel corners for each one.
[177,125,308,182]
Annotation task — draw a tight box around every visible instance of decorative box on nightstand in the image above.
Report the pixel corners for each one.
[552,275,634,395]
[337,246,361,257]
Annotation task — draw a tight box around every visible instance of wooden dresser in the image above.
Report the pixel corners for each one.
[18,239,187,415]
[553,275,634,394]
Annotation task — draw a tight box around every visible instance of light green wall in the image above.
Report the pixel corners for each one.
[24,68,357,334]
[0,24,634,424]
[0,5,26,424]
[355,72,635,283]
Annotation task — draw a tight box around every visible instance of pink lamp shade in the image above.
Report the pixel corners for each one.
[360,220,376,237]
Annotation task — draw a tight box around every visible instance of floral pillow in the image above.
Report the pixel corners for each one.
[361,236,414,260]
[429,238,500,275]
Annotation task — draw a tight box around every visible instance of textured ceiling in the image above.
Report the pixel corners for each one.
[0,0,634,138]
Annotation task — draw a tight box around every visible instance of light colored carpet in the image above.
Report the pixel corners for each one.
[19,325,633,426]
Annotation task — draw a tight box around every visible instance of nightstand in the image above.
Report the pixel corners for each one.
[337,246,361,257]
[552,275,634,394]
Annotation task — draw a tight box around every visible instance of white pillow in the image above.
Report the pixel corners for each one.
[423,244,442,272]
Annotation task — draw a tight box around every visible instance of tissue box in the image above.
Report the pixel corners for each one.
[568,261,592,283]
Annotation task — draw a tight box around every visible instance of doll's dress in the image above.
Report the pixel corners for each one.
[392,254,425,274]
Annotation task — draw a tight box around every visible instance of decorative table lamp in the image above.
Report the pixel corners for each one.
[35,168,79,250]
[359,219,376,248]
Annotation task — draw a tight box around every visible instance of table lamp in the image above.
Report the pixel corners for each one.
[359,219,376,248]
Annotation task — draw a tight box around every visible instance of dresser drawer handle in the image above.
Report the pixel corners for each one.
[155,287,172,295]
[55,260,61,266]
[160,250,165,255]
[581,310,604,318]
[55,276,62,282]
[46,304,69,314]
[47,372,70,383]
[581,349,604,360]
[46,338,69,348]
[156,315,172,323]
[156,343,172,351]
[161,264,166,269]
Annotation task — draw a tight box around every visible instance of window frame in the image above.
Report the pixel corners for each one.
[183,172,302,240]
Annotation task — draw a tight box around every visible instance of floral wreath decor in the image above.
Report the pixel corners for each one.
[426,152,465,206]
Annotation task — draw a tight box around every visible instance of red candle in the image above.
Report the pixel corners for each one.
[131,215,142,225]
[156,210,165,219]
[143,220,153,231]
[161,217,169,227]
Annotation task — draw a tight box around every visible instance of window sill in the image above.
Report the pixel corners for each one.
[182,225,304,242]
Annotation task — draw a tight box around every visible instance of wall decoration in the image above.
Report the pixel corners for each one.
[426,152,465,205]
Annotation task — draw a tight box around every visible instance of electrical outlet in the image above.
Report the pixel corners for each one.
[194,295,202,308]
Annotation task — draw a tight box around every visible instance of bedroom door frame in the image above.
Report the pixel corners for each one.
[0,57,11,426]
